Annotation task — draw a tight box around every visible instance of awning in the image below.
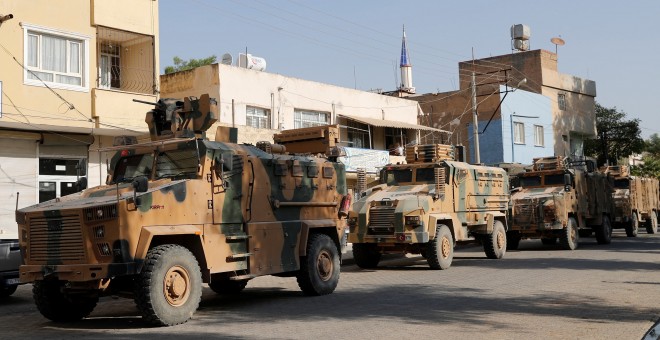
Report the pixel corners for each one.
[338,114,448,133]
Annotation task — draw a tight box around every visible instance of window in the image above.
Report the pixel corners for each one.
[294,109,329,129]
[534,125,544,146]
[38,158,86,202]
[23,24,89,91]
[558,93,566,111]
[246,106,271,129]
[513,122,525,144]
[96,26,155,94]
[345,119,369,148]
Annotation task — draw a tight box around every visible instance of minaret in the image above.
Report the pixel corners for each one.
[399,25,415,94]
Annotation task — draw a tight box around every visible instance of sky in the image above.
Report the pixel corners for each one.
[159,0,660,138]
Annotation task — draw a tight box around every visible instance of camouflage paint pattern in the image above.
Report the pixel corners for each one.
[17,95,347,287]
[604,166,659,227]
[510,157,614,238]
[347,151,509,256]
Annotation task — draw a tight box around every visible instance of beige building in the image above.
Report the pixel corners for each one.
[0,0,159,237]
[413,49,596,160]
[160,63,445,154]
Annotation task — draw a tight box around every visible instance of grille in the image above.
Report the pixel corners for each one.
[514,204,538,225]
[368,206,395,235]
[28,214,85,263]
[83,204,118,222]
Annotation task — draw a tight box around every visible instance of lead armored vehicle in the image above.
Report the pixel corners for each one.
[17,95,348,326]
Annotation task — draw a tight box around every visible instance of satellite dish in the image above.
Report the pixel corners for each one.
[550,37,565,55]
[550,37,565,46]
[221,53,233,65]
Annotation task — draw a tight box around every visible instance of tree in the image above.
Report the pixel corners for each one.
[583,103,644,166]
[645,133,660,156]
[164,55,217,74]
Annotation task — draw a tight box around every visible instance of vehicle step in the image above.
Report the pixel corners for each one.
[229,274,256,281]
[225,235,250,241]
[227,253,253,260]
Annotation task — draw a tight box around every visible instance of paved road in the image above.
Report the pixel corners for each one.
[2,230,659,339]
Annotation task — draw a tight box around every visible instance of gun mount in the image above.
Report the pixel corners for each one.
[138,94,218,141]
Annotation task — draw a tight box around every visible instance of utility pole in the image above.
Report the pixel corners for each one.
[471,72,480,164]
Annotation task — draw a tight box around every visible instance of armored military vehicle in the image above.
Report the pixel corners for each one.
[508,157,614,250]
[347,144,510,270]
[16,95,349,326]
[604,165,659,236]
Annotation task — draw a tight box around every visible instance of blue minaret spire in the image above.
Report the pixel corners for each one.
[399,25,415,93]
[400,25,411,67]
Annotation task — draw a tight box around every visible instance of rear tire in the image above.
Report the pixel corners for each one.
[506,231,521,250]
[297,233,340,296]
[483,221,507,259]
[595,215,612,245]
[134,244,202,326]
[646,212,658,234]
[560,217,579,250]
[541,237,557,245]
[208,279,248,295]
[352,243,381,269]
[626,213,639,237]
[426,224,454,270]
[33,280,98,322]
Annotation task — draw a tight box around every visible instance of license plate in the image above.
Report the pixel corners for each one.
[4,278,20,285]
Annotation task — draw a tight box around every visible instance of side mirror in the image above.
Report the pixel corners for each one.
[75,177,88,191]
[214,157,225,179]
[564,173,572,192]
[132,176,149,193]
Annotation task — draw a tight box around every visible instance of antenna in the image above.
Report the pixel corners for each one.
[221,53,233,65]
[550,36,565,55]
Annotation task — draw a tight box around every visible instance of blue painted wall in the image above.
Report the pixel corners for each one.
[468,86,553,165]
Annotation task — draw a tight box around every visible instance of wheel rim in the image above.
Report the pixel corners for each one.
[570,225,577,244]
[316,249,333,282]
[163,265,191,306]
[441,236,451,259]
[496,231,505,250]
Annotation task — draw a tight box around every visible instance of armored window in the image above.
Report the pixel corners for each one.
[23,24,89,91]
[275,161,288,176]
[519,175,541,187]
[112,154,154,183]
[246,106,271,129]
[96,26,155,94]
[513,122,525,144]
[294,109,330,129]
[558,93,566,111]
[385,169,413,185]
[155,149,198,179]
[291,161,303,177]
[415,168,436,183]
[534,125,544,146]
[307,164,318,178]
[322,165,334,179]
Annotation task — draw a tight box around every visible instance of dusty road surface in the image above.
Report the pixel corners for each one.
[2,230,659,339]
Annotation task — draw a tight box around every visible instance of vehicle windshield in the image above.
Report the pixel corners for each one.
[385,169,413,185]
[112,154,154,183]
[155,149,199,179]
[613,179,630,189]
[544,174,566,186]
[519,175,541,187]
[415,168,436,183]
[112,149,199,184]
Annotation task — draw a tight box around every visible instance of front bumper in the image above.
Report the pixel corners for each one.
[20,262,137,283]
[348,231,429,244]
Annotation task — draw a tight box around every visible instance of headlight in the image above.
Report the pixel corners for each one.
[348,217,358,227]
[405,215,422,226]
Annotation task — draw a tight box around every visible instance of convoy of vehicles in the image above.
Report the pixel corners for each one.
[347,144,510,270]
[15,95,349,326]
[4,93,657,330]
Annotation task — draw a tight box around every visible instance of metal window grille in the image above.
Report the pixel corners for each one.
[246,106,271,129]
[96,26,155,94]
[293,109,329,129]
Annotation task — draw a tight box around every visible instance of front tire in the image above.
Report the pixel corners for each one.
[595,215,612,245]
[0,284,17,298]
[484,220,507,259]
[297,233,340,296]
[33,280,98,322]
[646,212,658,234]
[352,243,381,269]
[626,213,639,237]
[426,224,454,269]
[134,244,202,326]
[560,217,579,250]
